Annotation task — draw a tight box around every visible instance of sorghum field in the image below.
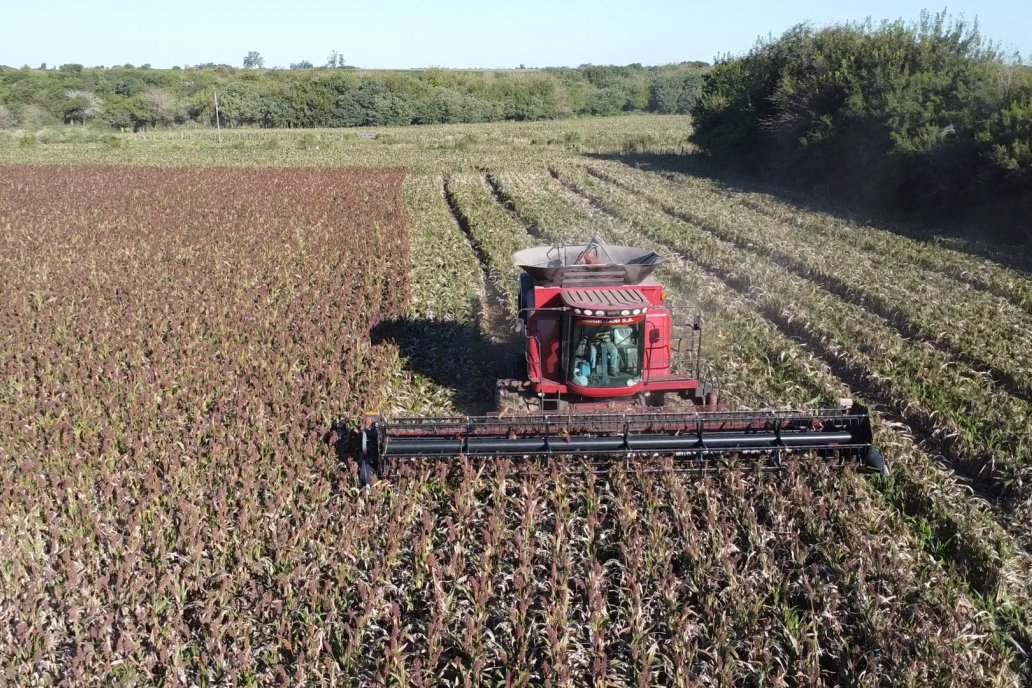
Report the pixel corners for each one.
[2,116,1032,686]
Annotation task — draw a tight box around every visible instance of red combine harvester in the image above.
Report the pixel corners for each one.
[505,237,712,412]
[356,237,886,484]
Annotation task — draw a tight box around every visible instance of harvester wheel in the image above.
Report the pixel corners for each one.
[865,447,890,477]
[705,389,719,411]
[359,460,378,488]
[494,381,510,413]
[644,391,666,407]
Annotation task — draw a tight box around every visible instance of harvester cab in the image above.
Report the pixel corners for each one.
[509,235,711,412]
[354,236,887,484]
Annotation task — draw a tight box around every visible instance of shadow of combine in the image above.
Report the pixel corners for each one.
[324,297,524,481]
[587,151,1031,274]
[370,312,523,418]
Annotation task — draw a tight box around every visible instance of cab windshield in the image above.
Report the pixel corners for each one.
[568,319,644,388]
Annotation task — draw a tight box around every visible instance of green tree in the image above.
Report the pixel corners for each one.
[979,86,1032,180]
[141,88,183,126]
[326,51,345,68]
[0,60,708,131]
[691,13,1031,234]
[217,81,264,125]
[101,94,150,131]
[243,51,264,69]
[63,89,102,124]
[331,79,413,126]
[649,72,703,113]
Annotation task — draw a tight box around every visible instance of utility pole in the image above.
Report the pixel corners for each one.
[213,88,222,143]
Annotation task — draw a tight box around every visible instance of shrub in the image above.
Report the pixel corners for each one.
[691,12,1032,236]
[0,103,15,129]
[562,130,585,152]
[99,134,122,148]
[620,132,659,154]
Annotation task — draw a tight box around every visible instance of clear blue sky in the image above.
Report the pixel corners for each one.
[3,1,1028,69]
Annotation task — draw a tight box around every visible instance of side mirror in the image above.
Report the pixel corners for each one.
[692,314,703,331]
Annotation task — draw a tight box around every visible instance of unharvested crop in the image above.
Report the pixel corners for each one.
[0,165,409,683]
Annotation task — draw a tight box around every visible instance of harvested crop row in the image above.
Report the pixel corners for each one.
[561,165,1032,581]
[0,165,417,684]
[587,162,1032,402]
[480,167,1023,684]
[393,173,492,415]
[488,168,1032,671]
[738,194,1032,316]
[534,164,1032,651]
[629,162,1032,316]
[405,174,484,323]
[444,172,536,316]
[553,164,1032,509]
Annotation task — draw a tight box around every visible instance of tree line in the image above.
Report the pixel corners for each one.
[690,12,1031,239]
[0,63,707,131]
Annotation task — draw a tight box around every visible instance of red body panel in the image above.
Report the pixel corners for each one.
[535,284,664,309]
[644,309,672,374]
[568,381,636,398]
[524,283,700,401]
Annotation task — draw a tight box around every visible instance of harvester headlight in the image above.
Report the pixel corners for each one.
[621,309,631,316]
[573,308,582,315]
[632,309,640,315]
[583,309,593,316]
[641,307,648,314]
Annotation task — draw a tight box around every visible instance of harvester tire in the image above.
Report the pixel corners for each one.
[865,447,890,477]
[705,389,719,411]
[359,460,378,488]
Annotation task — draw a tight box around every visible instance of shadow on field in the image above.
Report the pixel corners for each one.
[587,152,1032,274]
[324,297,523,473]
[370,298,523,417]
